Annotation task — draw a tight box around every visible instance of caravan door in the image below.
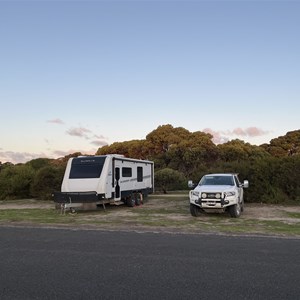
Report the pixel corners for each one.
[114,166,121,200]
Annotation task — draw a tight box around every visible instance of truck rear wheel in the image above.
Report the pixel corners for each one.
[228,202,241,218]
[190,204,201,217]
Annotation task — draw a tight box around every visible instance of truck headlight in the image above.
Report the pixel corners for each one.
[201,193,207,199]
[192,191,200,197]
[225,191,235,197]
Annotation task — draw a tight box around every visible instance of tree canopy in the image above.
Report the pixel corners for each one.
[1,125,299,203]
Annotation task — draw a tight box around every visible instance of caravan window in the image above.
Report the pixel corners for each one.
[69,157,106,179]
[137,167,143,182]
[122,167,132,177]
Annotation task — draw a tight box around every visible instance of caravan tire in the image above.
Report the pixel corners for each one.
[135,193,143,206]
[126,196,135,207]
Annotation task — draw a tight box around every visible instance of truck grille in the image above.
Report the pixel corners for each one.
[202,192,222,199]
[208,193,217,198]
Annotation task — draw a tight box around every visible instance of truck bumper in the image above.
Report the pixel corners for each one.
[194,198,230,208]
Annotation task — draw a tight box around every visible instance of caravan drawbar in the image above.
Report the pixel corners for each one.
[53,154,154,209]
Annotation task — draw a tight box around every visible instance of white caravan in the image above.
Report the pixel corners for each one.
[53,154,154,210]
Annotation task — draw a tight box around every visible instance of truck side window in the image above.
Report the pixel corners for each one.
[122,167,132,177]
[137,167,143,182]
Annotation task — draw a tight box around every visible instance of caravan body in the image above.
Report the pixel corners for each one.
[54,154,154,207]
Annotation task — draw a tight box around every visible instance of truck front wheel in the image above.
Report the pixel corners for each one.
[228,202,241,218]
[241,198,245,212]
[190,204,202,217]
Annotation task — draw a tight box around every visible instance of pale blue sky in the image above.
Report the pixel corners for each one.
[1,0,299,163]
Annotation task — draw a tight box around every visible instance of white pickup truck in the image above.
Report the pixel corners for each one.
[189,173,249,218]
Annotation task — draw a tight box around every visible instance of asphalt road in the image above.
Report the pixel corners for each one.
[0,226,299,300]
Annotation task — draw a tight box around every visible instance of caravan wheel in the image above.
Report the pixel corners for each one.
[135,193,143,206]
[126,195,135,207]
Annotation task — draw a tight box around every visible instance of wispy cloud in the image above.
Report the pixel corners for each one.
[47,118,65,125]
[94,134,106,140]
[52,148,96,158]
[203,127,270,144]
[203,128,229,144]
[0,151,48,164]
[1,125,106,163]
[66,127,92,139]
[52,150,71,157]
[90,140,108,147]
[90,134,108,147]
[231,127,269,137]
[65,127,109,147]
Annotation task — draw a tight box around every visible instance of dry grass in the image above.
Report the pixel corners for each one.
[0,194,300,237]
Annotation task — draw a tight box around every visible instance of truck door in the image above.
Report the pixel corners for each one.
[115,167,121,200]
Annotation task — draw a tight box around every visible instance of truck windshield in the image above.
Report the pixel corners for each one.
[69,157,106,179]
[199,175,234,186]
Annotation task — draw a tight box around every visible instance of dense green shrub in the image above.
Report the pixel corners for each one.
[155,168,187,194]
[30,166,64,200]
[0,164,35,199]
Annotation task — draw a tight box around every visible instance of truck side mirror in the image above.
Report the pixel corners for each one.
[188,180,194,188]
[243,180,249,188]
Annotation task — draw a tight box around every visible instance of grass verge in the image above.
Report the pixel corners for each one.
[0,194,299,237]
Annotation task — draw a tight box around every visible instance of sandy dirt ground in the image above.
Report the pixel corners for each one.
[242,203,300,223]
[1,197,300,224]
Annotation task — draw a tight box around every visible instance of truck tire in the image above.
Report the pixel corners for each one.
[241,199,245,212]
[228,202,241,218]
[190,204,201,217]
